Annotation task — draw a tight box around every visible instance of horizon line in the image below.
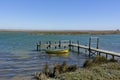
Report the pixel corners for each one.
[0,29,119,32]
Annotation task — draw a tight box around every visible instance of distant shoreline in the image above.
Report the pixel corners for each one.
[0,29,120,34]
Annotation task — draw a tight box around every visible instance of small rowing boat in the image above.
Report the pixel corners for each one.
[45,49,69,54]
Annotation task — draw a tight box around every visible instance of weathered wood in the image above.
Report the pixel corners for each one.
[37,44,39,51]
[59,40,61,48]
[89,38,91,57]
[112,55,115,60]
[69,40,72,50]
[37,41,41,51]
[98,52,101,56]
[96,38,99,49]
[88,51,90,58]
[77,41,80,53]
[89,37,91,49]
[49,41,51,48]
[106,53,108,59]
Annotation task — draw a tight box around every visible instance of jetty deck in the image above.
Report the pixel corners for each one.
[37,39,120,59]
[70,44,120,57]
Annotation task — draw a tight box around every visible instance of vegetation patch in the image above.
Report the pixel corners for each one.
[34,61,78,80]
[34,56,120,80]
[56,62,120,80]
[83,56,117,68]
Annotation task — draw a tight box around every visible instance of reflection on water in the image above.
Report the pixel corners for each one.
[47,53,69,57]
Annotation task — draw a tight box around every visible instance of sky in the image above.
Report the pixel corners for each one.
[0,0,120,30]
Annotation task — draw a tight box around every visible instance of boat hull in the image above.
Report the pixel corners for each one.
[45,49,69,54]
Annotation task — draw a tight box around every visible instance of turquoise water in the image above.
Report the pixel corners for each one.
[0,32,120,80]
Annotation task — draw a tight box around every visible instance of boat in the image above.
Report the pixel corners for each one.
[45,49,69,54]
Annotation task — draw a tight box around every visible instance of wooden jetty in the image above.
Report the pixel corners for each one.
[37,38,120,59]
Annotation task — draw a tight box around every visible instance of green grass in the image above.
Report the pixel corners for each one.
[53,56,120,80]
[83,56,108,68]
[35,56,120,80]
[56,62,120,80]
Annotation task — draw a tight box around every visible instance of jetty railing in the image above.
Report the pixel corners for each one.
[37,40,70,51]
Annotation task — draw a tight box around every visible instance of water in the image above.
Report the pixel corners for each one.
[0,32,120,80]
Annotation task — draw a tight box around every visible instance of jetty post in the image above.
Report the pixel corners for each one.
[46,41,49,49]
[54,41,57,49]
[37,43,39,51]
[77,40,80,53]
[48,41,51,49]
[96,38,99,49]
[88,37,91,58]
[112,55,115,60]
[37,41,41,51]
[96,38,99,55]
[106,53,108,59]
[69,40,72,50]
[59,40,61,48]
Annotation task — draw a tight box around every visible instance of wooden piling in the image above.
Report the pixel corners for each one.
[98,52,101,56]
[37,44,39,51]
[49,41,51,48]
[59,40,61,48]
[69,40,72,50]
[112,55,115,60]
[96,38,99,49]
[89,37,91,49]
[88,52,91,58]
[77,41,80,53]
[96,38,99,55]
[37,41,41,51]
[106,53,108,59]
[88,38,91,58]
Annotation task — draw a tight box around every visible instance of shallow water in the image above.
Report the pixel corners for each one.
[0,32,120,80]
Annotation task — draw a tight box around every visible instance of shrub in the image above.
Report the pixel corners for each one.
[83,59,93,68]
[92,56,108,64]
[83,56,108,68]
[109,58,117,62]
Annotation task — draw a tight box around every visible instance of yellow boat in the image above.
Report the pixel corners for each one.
[45,49,69,54]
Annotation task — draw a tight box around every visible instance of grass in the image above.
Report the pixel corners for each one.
[34,56,120,80]
[56,62,120,80]
[83,56,108,68]
[83,56,117,68]
[54,56,120,80]
[34,61,78,80]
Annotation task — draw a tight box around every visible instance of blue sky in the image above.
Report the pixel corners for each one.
[0,0,120,30]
